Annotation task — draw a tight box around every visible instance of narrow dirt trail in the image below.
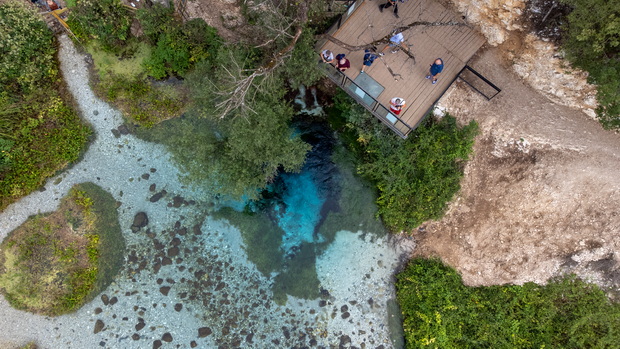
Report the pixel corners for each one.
[416,46,620,291]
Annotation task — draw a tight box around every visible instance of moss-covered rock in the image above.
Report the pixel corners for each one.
[0,182,125,316]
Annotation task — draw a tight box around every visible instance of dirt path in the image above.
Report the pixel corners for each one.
[416,46,620,292]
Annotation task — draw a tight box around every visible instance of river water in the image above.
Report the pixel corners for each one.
[0,36,411,349]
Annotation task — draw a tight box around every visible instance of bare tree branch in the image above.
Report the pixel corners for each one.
[317,20,468,51]
[214,0,310,119]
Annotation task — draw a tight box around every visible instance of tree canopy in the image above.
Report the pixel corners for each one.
[560,0,620,128]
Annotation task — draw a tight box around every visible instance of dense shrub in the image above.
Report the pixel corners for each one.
[559,0,620,128]
[0,1,91,210]
[68,0,133,52]
[330,93,477,232]
[0,2,57,94]
[396,258,620,348]
[137,4,221,79]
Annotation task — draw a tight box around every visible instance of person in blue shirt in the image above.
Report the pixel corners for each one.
[360,49,378,73]
[426,58,444,85]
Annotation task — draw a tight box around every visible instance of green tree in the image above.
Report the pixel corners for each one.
[137,4,222,79]
[69,0,132,52]
[560,0,620,128]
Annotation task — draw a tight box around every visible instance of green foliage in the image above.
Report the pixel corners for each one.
[68,0,133,52]
[396,258,620,348]
[96,73,184,127]
[137,4,222,79]
[559,0,620,128]
[0,98,91,209]
[331,94,477,231]
[276,28,324,89]
[0,183,124,316]
[0,2,91,210]
[137,44,309,199]
[0,1,57,94]
[0,137,14,170]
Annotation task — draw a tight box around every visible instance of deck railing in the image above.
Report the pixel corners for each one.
[321,63,413,138]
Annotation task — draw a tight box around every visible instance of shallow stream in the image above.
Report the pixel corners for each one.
[0,36,410,349]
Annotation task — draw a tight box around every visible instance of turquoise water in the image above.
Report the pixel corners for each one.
[276,171,326,252]
[0,62,404,347]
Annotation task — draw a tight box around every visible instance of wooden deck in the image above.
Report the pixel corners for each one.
[318,0,485,137]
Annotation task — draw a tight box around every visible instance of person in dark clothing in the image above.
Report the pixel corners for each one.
[336,54,351,72]
[379,0,403,18]
[361,49,378,73]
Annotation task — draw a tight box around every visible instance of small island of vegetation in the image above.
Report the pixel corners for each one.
[0,182,124,316]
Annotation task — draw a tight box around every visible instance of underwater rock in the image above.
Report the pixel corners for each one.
[192,224,202,235]
[101,294,109,305]
[118,124,130,135]
[135,321,145,331]
[149,184,156,192]
[162,333,173,342]
[111,129,121,138]
[174,303,183,311]
[93,319,105,334]
[149,191,166,203]
[341,312,350,319]
[141,173,150,180]
[167,247,180,257]
[172,196,184,208]
[132,333,140,340]
[159,287,171,296]
[152,340,162,349]
[198,327,212,337]
[109,296,118,305]
[341,304,348,312]
[190,341,197,347]
[94,307,102,314]
[132,212,148,230]
[339,335,351,346]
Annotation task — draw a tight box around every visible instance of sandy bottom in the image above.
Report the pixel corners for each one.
[0,36,411,349]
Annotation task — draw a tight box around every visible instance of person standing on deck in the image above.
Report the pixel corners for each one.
[426,58,444,85]
[379,0,405,18]
[379,32,404,55]
[360,49,378,73]
[336,54,350,72]
[389,97,406,115]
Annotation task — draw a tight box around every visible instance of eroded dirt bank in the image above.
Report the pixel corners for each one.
[419,46,620,293]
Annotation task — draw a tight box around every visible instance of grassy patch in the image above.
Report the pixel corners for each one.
[94,73,186,127]
[396,258,620,348]
[86,41,150,79]
[0,183,124,316]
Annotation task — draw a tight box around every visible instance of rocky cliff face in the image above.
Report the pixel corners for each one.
[451,0,598,118]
